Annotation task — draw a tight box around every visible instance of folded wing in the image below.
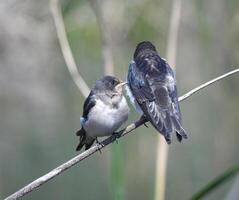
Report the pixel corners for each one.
[128,59,187,143]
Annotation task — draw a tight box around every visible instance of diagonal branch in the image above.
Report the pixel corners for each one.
[50,0,90,97]
[178,68,239,102]
[88,0,114,75]
[4,68,239,200]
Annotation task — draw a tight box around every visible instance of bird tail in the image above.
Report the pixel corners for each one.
[76,128,95,151]
[171,115,188,142]
[142,102,187,144]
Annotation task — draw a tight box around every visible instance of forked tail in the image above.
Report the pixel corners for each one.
[76,128,95,151]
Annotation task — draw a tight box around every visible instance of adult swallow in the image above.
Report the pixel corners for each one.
[76,76,129,151]
[127,41,187,144]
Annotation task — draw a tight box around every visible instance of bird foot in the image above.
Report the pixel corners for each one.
[95,138,103,153]
[143,123,148,128]
[112,132,121,144]
[140,115,149,128]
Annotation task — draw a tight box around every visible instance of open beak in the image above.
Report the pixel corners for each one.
[115,81,128,92]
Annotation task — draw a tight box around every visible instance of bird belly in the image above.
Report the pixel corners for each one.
[83,98,129,138]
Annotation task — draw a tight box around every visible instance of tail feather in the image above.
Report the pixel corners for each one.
[142,102,173,143]
[85,139,95,150]
[76,128,84,136]
[171,116,188,140]
[176,132,183,142]
[75,128,95,151]
[142,101,187,143]
[161,111,173,144]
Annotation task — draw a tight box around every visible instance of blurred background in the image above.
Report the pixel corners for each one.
[1,0,239,199]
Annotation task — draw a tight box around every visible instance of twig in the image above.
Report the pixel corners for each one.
[178,68,239,102]
[154,0,182,199]
[4,68,239,200]
[166,0,182,68]
[88,0,114,75]
[50,0,90,98]
[4,118,147,200]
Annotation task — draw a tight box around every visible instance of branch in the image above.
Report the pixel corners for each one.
[166,0,182,67]
[50,0,90,98]
[4,68,239,200]
[178,68,239,102]
[89,0,114,75]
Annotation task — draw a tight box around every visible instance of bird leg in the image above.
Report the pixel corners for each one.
[95,138,103,153]
[112,132,121,144]
[140,115,149,128]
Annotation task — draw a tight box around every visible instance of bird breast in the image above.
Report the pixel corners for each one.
[82,97,129,138]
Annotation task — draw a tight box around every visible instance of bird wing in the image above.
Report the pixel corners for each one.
[128,58,187,143]
[128,60,155,104]
[76,91,96,151]
[82,91,96,119]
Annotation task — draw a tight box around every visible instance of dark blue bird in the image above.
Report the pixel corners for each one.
[127,41,187,144]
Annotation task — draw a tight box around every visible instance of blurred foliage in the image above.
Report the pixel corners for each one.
[111,144,124,200]
[1,0,239,200]
[191,165,239,200]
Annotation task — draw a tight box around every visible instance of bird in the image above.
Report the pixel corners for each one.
[76,75,129,151]
[126,41,187,144]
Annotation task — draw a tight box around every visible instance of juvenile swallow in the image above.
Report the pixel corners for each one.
[76,76,129,151]
[127,41,187,144]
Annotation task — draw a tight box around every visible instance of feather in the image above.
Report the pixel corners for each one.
[82,91,96,119]
[76,128,95,151]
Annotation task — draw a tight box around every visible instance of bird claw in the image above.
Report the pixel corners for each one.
[112,132,121,144]
[140,115,149,127]
[95,138,103,153]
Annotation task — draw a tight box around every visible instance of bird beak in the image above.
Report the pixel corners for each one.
[115,81,127,90]
[115,81,128,93]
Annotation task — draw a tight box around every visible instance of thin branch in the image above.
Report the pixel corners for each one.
[4,118,147,200]
[50,0,90,98]
[166,0,182,68]
[88,0,114,75]
[178,68,239,102]
[4,68,239,200]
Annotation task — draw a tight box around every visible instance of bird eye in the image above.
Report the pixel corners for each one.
[112,79,117,85]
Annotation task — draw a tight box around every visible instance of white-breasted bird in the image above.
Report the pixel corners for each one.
[76,76,129,151]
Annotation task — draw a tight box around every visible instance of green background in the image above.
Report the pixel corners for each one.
[1,0,239,199]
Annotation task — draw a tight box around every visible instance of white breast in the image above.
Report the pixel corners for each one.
[82,97,129,138]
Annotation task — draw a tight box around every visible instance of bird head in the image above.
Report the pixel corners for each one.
[95,76,127,97]
[134,41,157,59]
